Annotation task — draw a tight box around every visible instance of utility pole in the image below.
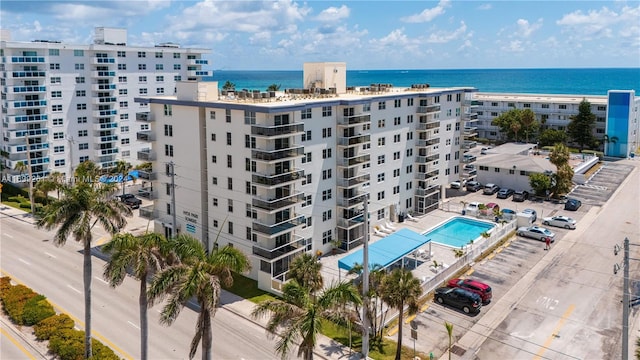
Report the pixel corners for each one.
[361,194,370,359]
[169,161,177,238]
[25,134,35,215]
[622,237,629,360]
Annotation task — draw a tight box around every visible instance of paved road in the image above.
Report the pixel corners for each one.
[1,316,47,360]
[0,214,283,360]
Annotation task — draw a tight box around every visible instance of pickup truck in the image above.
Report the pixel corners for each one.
[118,194,142,209]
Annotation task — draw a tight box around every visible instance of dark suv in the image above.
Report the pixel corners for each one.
[434,287,482,314]
[447,278,492,304]
[512,190,529,202]
[118,194,142,209]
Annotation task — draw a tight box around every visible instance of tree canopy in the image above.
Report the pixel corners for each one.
[567,98,596,151]
[538,129,568,147]
[491,108,539,142]
[222,81,236,91]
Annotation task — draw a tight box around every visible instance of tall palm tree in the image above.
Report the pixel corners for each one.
[287,253,323,292]
[520,109,537,143]
[510,121,522,143]
[251,279,361,360]
[35,171,65,203]
[222,81,236,91]
[380,268,422,360]
[14,160,28,178]
[347,263,387,343]
[147,234,250,360]
[112,160,133,197]
[102,232,172,360]
[36,161,131,359]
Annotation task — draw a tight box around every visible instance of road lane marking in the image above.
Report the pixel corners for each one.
[67,285,82,294]
[1,268,134,360]
[533,304,576,360]
[420,303,430,312]
[18,258,30,265]
[127,321,140,330]
[44,252,56,258]
[94,276,109,285]
[96,236,108,246]
[0,325,37,360]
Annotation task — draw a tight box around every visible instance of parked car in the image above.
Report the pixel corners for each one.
[543,215,577,229]
[434,287,482,314]
[118,194,142,209]
[496,188,514,199]
[480,148,488,155]
[466,181,482,192]
[465,202,482,215]
[483,183,500,195]
[564,198,582,211]
[522,208,537,222]
[450,179,465,189]
[464,164,475,171]
[485,203,500,215]
[447,278,493,304]
[512,190,529,202]
[517,226,556,242]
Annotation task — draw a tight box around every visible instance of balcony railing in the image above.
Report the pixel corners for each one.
[417,104,441,114]
[462,155,477,164]
[93,122,118,131]
[251,146,304,162]
[10,128,48,139]
[9,86,46,93]
[137,149,154,161]
[91,71,116,78]
[92,97,117,104]
[337,154,370,168]
[337,114,371,126]
[416,121,440,130]
[252,193,305,212]
[136,131,154,141]
[416,185,440,196]
[136,112,153,122]
[337,192,367,208]
[95,148,118,156]
[337,215,366,229]
[252,215,305,237]
[9,56,46,63]
[97,135,118,143]
[188,59,209,65]
[251,123,304,137]
[252,169,304,187]
[137,187,156,200]
[91,57,116,64]
[11,100,47,108]
[8,114,47,123]
[139,205,157,220]
[93,109,117,117]
[337,134,370,147]
[92,84,117,91]
[415,154,440,163]
[252,236,306,260]
[11,71,46,78]
[416,138,440,147]
[336,173,370,188]
[187,70,210,77]
[137,170,156,180]
[415,170,439,180]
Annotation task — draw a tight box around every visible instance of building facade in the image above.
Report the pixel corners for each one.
[605,90,639,158]
[135,64,477,292]
[1,27,210,183]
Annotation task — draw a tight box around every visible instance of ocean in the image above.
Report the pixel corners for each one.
[206,68,640,96]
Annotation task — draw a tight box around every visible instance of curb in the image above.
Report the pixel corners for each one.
[0,313,49,359]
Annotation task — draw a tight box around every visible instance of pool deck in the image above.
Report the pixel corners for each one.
[319,209,493,286]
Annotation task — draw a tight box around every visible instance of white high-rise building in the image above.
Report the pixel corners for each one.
[135,63,477,292]
[1,27,210,183]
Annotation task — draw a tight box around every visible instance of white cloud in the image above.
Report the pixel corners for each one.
[515,18,543,38]
[478,4,492,11]
[556,5,636,40]
[426,21,467,43]
[501,40,525,53]
[315,5,350,22]
[401,0,451,23]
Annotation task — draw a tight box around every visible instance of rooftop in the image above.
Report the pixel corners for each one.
[475,92,608,104]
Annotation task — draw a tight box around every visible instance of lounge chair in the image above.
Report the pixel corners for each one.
[406,213,418,222]
[373,226,386,237]
[385,220,397,229]
[379,225,393,234]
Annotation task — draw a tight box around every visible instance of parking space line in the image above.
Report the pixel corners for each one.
[387,326,398,337]
[465,268,475,276]
[486,253,495,260]
[404,314,416,324]
[532,304,576,360]
[420,303,430,312]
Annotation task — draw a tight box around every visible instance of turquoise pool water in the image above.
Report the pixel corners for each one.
[424,217,495,248]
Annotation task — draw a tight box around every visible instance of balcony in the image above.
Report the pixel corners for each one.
[337,134,370,147]
[187,70,210,77]
[93,122,118,131]
[93,109,117,117]
[7,114,47,124]
[463,113,479,121]
[252,235,306,261]
[415,170,439,180]
[11,100,47,108]
[417,104,441,114]
[9,56,47,63]
[92,83,117,92]
[137,149,154,161]
[252,193,305,212]
[416,121,440,130]
[251,123,304,138]
[97,135,118,143]
[9,86,46,94]
[252,215,305,237]
[337,154,370,168]
[337,114,371,126]
[92,97,117,104]
[337,214,366,229]
[91,71,116,78]
[463,127,478,138]
[137,170,156,180]
[136,131,154,141]
[137,187,156,200]
[94,148,119,156]
[252,169,304,187]
[463,169,477,176]
[336,173,370,188]
[416,185,440,197]
[8,128,48,139]
[251,146,304,162]
[91,57,116,64]
[8,142,49,153]
[136,112,154,122]
[187,59,209,65]
[139,205,157,220]
[417,138,440,147]
[11,71,46,78]
[337,191,367,208]
[415,154,440,163]
[462,155,477,164]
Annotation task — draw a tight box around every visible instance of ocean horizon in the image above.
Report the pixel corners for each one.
[206,68,640,96]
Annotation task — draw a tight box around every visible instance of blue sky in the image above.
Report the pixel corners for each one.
[2,0,639,70]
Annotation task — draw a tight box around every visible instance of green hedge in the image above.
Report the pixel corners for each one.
[23,294,56,326]
[1,283,38,325]
[48,328,121,360]
[34,314,75,341]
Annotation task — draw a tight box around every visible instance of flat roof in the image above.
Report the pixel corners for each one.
[475,153,556,173]
[337,228,430,271]
[475,92,607,104]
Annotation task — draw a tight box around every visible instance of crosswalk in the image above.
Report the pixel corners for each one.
[580,184,608,191]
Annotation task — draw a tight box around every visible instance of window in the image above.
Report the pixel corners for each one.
[301,108,312,119]
[52,105,62,112]
[120,113,129,120]
[76,103,87,110]
[53,145,64,153]
[138,76,147,83]
[407,98,414,106]
[52,118,63,126]
[378,137,385,146]
[226,109,231,123]
[302,152,312,164]
[75,77,85,84]
[393,151,400,160]
[302,130,312,141]
[50,63,60,70]
[119,89,128,95]
[121,138,130,145]
[174,75,181,81]
[322,169,332,179]
[322,210,332,221]
[156,87,165,95]
[117,51,126,58]
[156,75,164,82]
[302,195,312,207]
[377,155,385,164]
[155,52,163,58]
[76,90,86,97]
[164,104,172,116]
[393,169,400,177]
[174,64,181,70]
[322,106,332,116]
[74,63,84,70]
[394,116,401,125]
[227,155,232,168]
[164,124,173,137]
[79,143,88,150]
[228,221,234,235]
[406,132,413,140]
[322,128,332,138]
[212,177,218,185]
[378,101,386,110]
[447,94,452,101]
[49,49,60,56]
[226,132,232,145]
[378,119,385,128]
[377,173,385,182]
[227,177,233,190]
[322,189,332,201]
[377,191,385,200]
[211,155,217,163]
[394,99,401,108]
[119,76,127,83]
[119,101,128,108]
[406,165,413,173]
[53,132,64,140]
[173,53,181,59]
[51,91,62,98]
[523,103,531,108]
[118,63,127,70]
[79,155,89,163]
[77,116,87,124]
[394,134,401,143]
[165,144,174,157]
[139,88,148,95]
[407,114,414,123]
[54,159,66,167]
[393,186,400,194]
[77,130,88,137]
[322,148,332,159]
[121,126,129,133]
[50,77,61,84]
[406,148,413,157]
[73,50,84,56]
[322,230,332,244]
[138,51,146,58]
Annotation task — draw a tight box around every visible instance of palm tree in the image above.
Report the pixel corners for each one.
[102,232,172,360]
[287,253,323,292]
[14,160,28,178]
[36,161,131,359]
[510,121,522,142]
[520,109,537,143]
[35,171,65,203]
[251,279,361,360]
[445,321,454,360]
[112,160,132,197]
[147,234,250,360]
[380,268,422,360]
[266,84,281,92]
[347,263,387,344]
[222,81,236,91]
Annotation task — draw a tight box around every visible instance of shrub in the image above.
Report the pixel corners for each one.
[22,294,56,326]
[0,276,11,295]
[7,195,26,203]
[34,314,75,340]
[19,202,33,209]
[48,328,120,360]
[1,284,38,325]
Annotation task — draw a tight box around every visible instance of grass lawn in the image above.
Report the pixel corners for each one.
[225,273,277,303]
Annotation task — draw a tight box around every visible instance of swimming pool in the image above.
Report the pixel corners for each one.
[423,217,495,248]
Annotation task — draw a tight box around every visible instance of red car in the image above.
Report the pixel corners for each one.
[447,278,492,304]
